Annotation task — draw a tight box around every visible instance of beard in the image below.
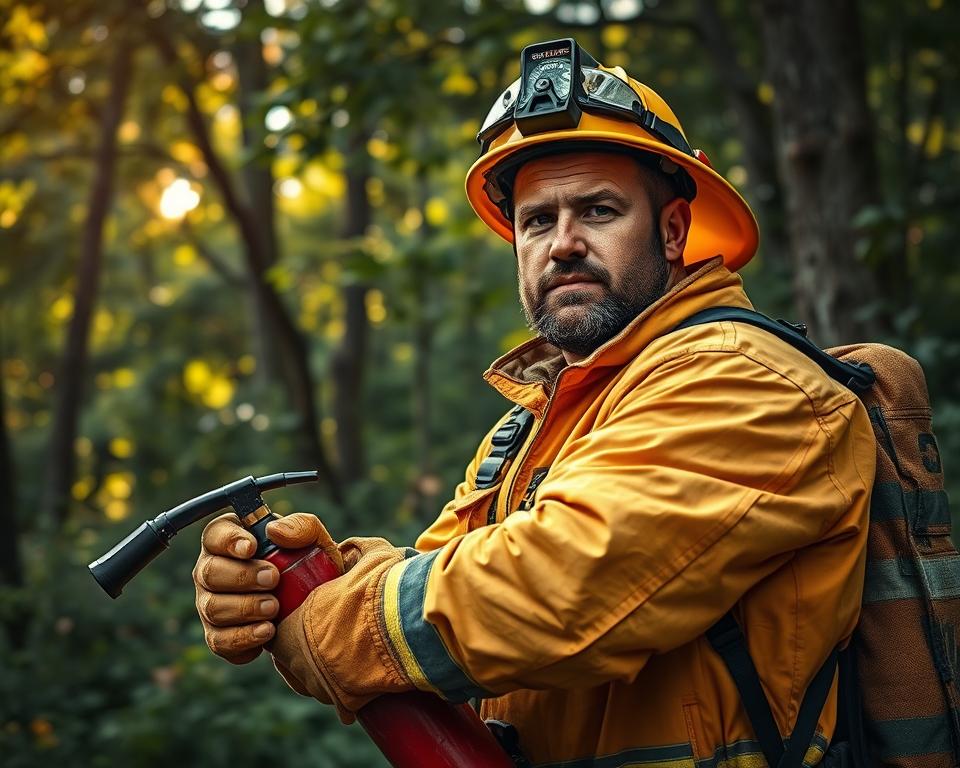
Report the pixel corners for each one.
[520,231,668,358]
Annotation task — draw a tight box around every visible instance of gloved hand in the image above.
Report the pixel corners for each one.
[268,536,416,723]
[193,511,342,664]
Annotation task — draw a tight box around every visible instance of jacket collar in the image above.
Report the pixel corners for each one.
[483,259,753,415]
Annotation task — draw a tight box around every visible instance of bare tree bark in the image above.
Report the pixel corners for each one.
[0,318,25,649]
[411,173,438,522]
[151,22,342,502]
[758,0,884,344]
[0,339,22,588]
[235,0,282,376]
[41,42,133,525]
[695,0,789,269]
[331,133,371,487]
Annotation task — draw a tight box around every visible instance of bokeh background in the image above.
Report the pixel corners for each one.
[1,0,957,765]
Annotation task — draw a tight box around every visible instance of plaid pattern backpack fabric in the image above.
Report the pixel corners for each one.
[676,309,958,767]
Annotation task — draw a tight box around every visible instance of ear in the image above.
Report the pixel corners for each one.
[659,198,691,266]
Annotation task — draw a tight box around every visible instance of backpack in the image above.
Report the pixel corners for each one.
[675,307,958,768]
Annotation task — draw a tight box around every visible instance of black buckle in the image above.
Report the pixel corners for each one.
[475,456,506,489]
[491,422,521,447]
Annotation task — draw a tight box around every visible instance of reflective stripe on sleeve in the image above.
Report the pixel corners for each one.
[380,549,490,701]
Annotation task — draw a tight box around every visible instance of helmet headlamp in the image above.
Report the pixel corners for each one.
[478,38,694,161]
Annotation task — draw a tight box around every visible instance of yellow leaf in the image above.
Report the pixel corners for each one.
[183,359,213,394]
[7,49,48,82]
[925,117,944,158]
[425,197,449,227]
[161,84,188,112]
[93,308,114,336]
[367,137,397,161]
[49,295,73,322]
[407,30,429,50]
[105,500,131,522]
[602,24,629,50]
[365,289,387,324]
[201,375,234,409]
[110,437,135,458]
[367,177,385,207]
[756,82,775,105]
[441,70,477,96]
[303,161,345,198]
[391,343,413,363]
[169,141,202,165]
[104,472,134,499]
[72,477,93,500]
[173,244,197,266]
[118,120,140,143]
[399,207,423,234]
[113,368,136,389]
[4,7,48,49]
[237,354,256,375]
[906,120,925,146]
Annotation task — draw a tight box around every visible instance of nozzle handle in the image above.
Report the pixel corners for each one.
[88,469,321,599]
[88,521,168,598]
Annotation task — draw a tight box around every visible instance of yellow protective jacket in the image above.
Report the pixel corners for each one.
[380,260,875,767]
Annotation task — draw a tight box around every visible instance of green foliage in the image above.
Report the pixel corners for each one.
[0,0,957,764]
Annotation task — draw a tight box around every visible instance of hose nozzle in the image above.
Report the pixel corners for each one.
[88,470,320,598]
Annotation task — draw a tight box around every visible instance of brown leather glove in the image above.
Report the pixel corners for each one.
[193,512,340,664]
[268,537,416,723]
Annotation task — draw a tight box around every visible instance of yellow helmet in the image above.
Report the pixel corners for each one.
[465,39,759,272]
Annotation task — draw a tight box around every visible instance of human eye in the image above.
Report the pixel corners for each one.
[522,212,553,231]
[586,204,617,219]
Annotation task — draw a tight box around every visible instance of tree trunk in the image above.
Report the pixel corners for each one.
[411,174,437,522]
[151,22,341,502]
[331,133,371,488]
[41,43,133,525]
[758,0,883,345]
[695,0,789,270]
[235,0,281,377]
[0,335,22,588]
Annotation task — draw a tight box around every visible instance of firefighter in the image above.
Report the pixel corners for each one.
[192,40,875,766]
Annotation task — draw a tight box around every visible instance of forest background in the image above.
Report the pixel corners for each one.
[0,0,957,765]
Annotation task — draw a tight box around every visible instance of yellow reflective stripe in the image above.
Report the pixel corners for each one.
[381,558,440,695]
[713,755,767,768]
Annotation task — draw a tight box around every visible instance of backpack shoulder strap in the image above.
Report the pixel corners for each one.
[708,611,839,768]
[681,307,867,766]
[475,405,535,489]
[706,613,785,766]
[673,306,876,394]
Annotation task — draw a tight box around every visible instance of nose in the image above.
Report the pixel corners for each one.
[547,212,587,262]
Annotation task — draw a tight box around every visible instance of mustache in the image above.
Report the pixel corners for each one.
[535,259,612,299]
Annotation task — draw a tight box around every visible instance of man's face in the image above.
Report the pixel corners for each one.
[512,152,669,360]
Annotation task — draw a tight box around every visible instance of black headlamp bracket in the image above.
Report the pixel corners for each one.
[514,39,591,137]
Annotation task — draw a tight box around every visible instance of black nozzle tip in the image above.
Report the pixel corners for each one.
[88,521,169,598]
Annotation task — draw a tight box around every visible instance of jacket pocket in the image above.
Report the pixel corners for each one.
[445,483,503,533]
[682,699,707,763]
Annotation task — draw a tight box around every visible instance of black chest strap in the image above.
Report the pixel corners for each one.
[475,405,535,490]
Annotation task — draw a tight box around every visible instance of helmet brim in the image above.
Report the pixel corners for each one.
[465,119,759,272]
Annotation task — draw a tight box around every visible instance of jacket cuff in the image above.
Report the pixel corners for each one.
[378,549,491,702]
